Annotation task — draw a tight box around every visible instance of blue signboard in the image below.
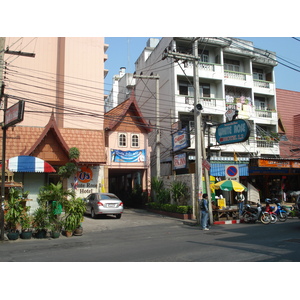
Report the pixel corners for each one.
[172,127,190,152]
[111,149,146,163]
[215,119,251,145]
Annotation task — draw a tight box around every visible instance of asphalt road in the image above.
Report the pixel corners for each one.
[1,208,300,262]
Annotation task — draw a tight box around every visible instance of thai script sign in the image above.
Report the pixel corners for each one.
[258,159,300,168]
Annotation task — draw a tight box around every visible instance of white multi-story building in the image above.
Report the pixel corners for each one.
[133,37,278,177]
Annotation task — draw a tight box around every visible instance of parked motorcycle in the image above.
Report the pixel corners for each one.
[273,199,288,222]
[263,198,278,224]
[242,203,271,224]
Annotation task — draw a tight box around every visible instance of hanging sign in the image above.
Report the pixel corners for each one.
[174,153,187,169]
[215,119,250,145]
[4,100,25,128]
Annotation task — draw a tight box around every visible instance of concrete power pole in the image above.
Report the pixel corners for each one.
[0,45,35,240]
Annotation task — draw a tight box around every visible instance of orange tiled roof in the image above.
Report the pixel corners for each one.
[0,116,106,164]
[104,90,152,133]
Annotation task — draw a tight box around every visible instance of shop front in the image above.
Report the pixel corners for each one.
[249,158,300,202]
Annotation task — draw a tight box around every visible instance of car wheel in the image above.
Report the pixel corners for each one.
[116,214,122,219]
[91,208,97,219]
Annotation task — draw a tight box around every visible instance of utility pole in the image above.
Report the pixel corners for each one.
[133,73,160,177]
[0,46,35,240]
[163,38,205,224]
[192,40,203,225]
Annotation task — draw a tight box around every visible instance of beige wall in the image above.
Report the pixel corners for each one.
[3,37,105,129]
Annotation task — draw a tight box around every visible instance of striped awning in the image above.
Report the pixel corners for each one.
[7,156,56,173]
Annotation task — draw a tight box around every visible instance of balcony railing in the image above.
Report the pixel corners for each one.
[184,96,223,108]
[224,70,247,80]
[199,62,215,72]
[255,109,273,118]
[254,79,270,89]
[256,138,278,148]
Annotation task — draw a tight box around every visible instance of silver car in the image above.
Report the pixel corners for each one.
[84,193,124,219]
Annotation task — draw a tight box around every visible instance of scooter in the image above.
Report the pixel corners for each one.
[263,198,278,224]
[242,203,271,224]
[273,199,288,222]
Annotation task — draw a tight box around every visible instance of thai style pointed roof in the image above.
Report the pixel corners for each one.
[0,113,106,164]
[104,90,152,133]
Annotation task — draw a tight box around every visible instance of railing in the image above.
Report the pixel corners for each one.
[184,96,221,108]
[224,70,247,80]
[256,139,278,148]
[255,110,273,118]
[201,97,217,107]
[199,62,215,72]
[254,79,270,89]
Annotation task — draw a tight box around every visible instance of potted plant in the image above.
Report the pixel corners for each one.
[49,212,63,238]
[63,197,86,237]
[20,207,33,239]
[32,206,50,238]
[4,188,24,240]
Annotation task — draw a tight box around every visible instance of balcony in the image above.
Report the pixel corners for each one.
[256,138,278,148]
[224,70,252,88]
[176,95,225,113]
[253,79,275,94]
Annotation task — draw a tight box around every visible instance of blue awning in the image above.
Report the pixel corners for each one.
[210,163,248,177]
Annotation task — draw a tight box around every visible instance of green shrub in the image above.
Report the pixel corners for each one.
[147,202,192,214]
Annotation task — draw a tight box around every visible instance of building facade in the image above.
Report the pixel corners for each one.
[134,37,279,180]
[0,37,109,210]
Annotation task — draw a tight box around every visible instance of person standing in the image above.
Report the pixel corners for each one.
[199,193,209,230]
[235,191,245,216]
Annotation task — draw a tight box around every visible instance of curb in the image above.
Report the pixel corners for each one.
[213,220,241,225]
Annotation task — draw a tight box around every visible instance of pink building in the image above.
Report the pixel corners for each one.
[2,37,106,129]
[0,37,151,209]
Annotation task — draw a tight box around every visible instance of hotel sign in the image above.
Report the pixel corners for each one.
[216,119,250,145]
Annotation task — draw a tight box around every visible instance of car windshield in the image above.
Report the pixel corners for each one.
[101,194,119,200]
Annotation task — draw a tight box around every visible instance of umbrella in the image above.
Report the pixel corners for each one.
[214,180,247,192]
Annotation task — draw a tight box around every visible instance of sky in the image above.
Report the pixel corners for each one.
[104,37,300,94]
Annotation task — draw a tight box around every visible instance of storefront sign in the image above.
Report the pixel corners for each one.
[172,128,190,152]
[215,119,250,145]
[258,159,291,168]
[174,153,186,169]
[4,100,25,128]
[111,149,146,163]
[71,166,98,194]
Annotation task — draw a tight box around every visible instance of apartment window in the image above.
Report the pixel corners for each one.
[131,134,139,147]
[179,81,194,97]
[118,133,127,147]
[224,59,240,72]
[253,68,264,80]
[199,49,209,62]
[255,97,266,110]
[200,84,210,98]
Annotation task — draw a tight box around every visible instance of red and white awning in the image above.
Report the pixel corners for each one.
[6,156,56,173]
